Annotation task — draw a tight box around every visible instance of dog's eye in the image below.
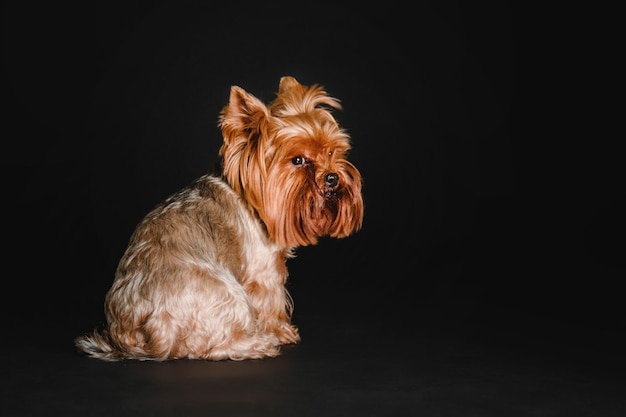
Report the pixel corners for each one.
[291,156,305,166]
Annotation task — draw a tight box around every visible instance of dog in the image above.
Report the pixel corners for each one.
[74,76,364,361]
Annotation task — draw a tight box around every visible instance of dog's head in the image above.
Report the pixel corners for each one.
[218,76,364,248]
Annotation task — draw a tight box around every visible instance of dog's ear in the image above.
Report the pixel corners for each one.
[218,86,271,204]
[278,76,301,93]
[271,77,342,118]
[218,85,270,144]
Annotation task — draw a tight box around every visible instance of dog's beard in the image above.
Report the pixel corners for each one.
[261,161,363,248]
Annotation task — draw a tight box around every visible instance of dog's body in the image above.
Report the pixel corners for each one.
[75,76,363,361]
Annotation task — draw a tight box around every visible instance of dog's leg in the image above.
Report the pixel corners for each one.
[242,259,301,345]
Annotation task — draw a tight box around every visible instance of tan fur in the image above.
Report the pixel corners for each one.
[75,76,363,361]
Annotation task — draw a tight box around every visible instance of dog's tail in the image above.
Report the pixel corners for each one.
[74,329,126,362]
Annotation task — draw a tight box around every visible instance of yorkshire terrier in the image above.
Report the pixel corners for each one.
[75,76,364,361]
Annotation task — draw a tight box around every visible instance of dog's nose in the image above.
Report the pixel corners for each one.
[324,172,339,189]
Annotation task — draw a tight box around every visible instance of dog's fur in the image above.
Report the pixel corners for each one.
[75,76,364,361]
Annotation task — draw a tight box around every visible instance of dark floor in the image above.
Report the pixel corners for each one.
[3,295,626,417]
[3,1,625,416]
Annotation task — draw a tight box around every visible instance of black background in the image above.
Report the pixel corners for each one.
[2,1,625,416]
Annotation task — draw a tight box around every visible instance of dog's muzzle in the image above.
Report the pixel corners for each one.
[323,172,340,200]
